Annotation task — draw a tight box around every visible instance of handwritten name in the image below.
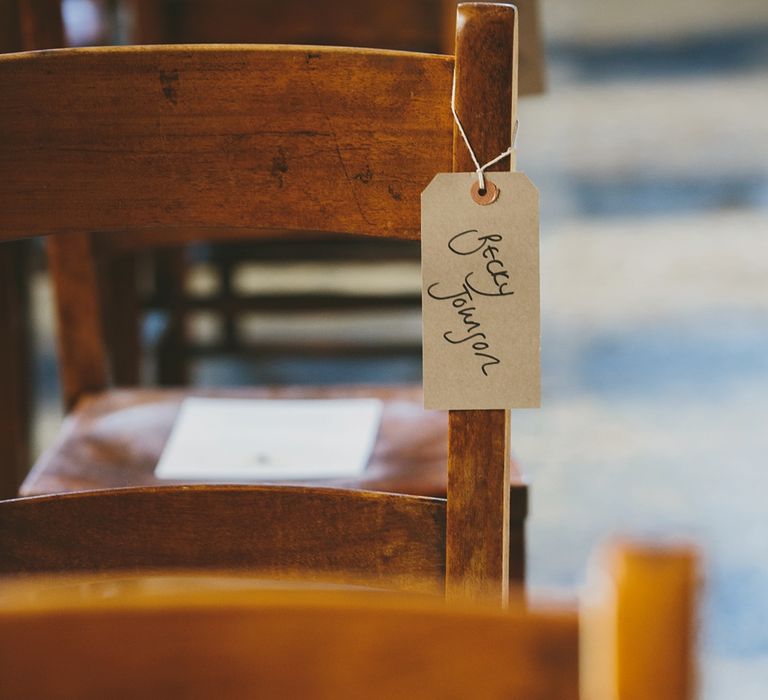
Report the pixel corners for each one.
[426,229,514,377]
[448,229,514,298]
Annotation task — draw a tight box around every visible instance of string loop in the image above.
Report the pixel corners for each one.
[451,71,518,192]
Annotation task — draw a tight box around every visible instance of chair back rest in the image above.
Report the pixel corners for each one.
[0,45,452,241]
[0,542,696,700]
[0,485,446,593]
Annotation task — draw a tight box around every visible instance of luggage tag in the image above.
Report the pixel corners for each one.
[421,120,540,410]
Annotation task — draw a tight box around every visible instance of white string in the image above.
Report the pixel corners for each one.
[450,71,518,192]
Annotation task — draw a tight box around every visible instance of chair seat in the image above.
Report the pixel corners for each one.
[22,385,526,509]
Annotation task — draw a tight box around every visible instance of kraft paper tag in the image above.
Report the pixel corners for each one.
[421,172,540,410]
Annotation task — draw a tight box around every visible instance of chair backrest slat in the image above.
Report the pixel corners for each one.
[0,485,447,593]
[0,584,579,699]
[0,45,453,242]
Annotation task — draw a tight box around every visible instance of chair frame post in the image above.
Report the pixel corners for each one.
[446,2,518,604]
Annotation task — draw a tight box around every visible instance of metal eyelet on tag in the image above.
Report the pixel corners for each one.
[471,179,499,205]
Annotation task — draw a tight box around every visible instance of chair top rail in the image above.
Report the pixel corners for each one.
[0,44,454,243]
[0,484,447,593]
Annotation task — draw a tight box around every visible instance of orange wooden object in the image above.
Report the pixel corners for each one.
[0,541,696,700]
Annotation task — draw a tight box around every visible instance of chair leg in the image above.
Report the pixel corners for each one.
[155,247,190,386]
[103,255,142,386]
[0,241,31,497]
[508,516,526,586]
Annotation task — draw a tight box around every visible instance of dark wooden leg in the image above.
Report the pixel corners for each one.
[0,241,31,497]
[103,255,141,386]
[218,248,238,356]
[155,248,190,386]
[508,514,527,586]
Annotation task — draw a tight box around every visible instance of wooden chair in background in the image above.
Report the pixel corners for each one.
[1,3,524,598]
[0,541,698,700]
[128,0,544,85]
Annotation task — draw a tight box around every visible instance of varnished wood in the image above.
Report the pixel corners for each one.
[0,4,25,498]
[440,0,544,93]
[46,234,110,410]
[0,542,696,700]
[0,581,577,700]
[0,485,446,593]
[446,3,516,603]
[20,385,526,511]
[0,0,63,497]
[0,45,453,242]
[102,255,142,386]
[0,242,30,497]
[19,384,528,587]
[581,541,698,700]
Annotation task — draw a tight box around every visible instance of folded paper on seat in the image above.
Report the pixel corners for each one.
[155,397,382,481]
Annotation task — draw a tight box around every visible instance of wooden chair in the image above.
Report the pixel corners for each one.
[1,3,524,599]
[0,541,698,700]
[14,2,534,567]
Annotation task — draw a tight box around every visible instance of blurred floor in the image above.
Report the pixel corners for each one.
[30,4,768,698]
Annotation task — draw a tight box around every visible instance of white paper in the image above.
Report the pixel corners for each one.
[155,397,382,481]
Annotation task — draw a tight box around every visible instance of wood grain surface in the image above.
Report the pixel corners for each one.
[0,484,447,593]
[0,45,454,242]
[0,541,696,700]
[446,3,517,603]
[0,581,578,700]
[19,385,528,513]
